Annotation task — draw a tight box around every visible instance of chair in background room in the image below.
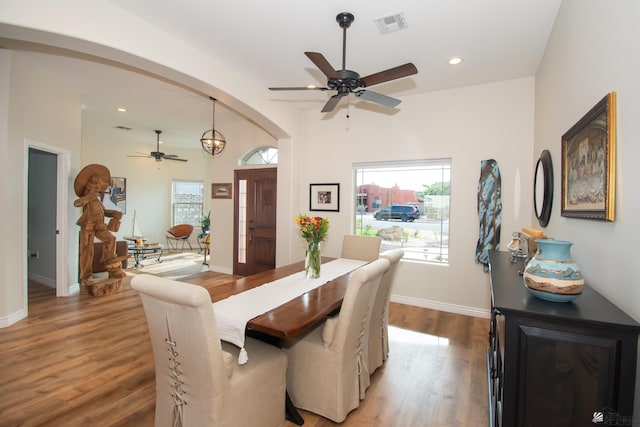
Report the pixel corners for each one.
[283,258,390,423]
[165,223,194,251]
[131,274,288,427]
[369,248,404,374]
[340,235,381,262]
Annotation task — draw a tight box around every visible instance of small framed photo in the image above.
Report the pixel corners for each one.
[103,177,126,213]
[310,183,340,212]
[561,92,616,221]
[212,183,232,199]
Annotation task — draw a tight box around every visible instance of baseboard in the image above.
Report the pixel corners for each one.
[390,294,491,319]
[69,283,80,295]
[0,308,27,328]
[209,264,233,275]
[28,272,56,288]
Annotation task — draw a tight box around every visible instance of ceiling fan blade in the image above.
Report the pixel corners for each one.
[355,90,402,108]
[163,156,188,162]
[269,86,329,91]
[360,63,418,87]
[305,52,339,79]
[321,94,344,113]
[127,154,152,158]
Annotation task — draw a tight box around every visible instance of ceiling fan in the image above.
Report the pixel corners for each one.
[269,12,418,113]
[128,130,188,162]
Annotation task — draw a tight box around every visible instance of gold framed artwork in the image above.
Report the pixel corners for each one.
[211,183,232,199]
[561,92,616,221]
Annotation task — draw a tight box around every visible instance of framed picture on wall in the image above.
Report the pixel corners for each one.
[104,177,126,213]
[310,183,340,212]
[561,92,616,221]
[212,183,232,199]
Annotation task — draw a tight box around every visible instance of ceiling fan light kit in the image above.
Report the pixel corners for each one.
[268,12,418,114]
[201,97,226,157]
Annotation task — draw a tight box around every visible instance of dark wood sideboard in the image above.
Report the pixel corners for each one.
[487,250,639,427]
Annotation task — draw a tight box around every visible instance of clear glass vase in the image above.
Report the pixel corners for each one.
[305,241,321,279]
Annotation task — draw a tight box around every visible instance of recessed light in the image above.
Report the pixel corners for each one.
[448,57,463,65]
[116,107,127,112]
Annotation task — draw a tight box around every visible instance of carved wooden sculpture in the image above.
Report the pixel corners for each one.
[74,164,127,296]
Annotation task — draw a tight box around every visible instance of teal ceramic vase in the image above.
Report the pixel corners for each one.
[523,240,584,302]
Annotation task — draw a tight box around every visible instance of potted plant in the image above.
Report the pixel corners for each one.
[200,211,211,234]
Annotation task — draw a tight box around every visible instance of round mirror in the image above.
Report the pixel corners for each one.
[534,150,553,227]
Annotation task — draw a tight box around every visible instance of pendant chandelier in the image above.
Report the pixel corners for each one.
[200,96,226,157]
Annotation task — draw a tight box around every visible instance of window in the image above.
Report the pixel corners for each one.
[354,159,451,264]
[243,146,278,165]
[171,180,204,226]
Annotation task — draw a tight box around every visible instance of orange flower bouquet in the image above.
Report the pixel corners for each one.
[295,214,329,278]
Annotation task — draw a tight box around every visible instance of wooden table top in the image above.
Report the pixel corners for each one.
[209,257,354,340]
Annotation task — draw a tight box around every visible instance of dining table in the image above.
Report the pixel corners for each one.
[207,256,367,425]
[209,257,368,340]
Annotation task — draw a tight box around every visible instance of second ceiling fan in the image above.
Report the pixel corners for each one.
[269,12,418,113]
[128,130,188,162]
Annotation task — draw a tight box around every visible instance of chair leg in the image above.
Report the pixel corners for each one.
[166,238,179,252]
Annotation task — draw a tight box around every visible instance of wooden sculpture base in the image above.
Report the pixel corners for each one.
[81,278,123,296]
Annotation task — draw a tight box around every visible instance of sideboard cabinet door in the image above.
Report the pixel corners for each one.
[514,323,618,426]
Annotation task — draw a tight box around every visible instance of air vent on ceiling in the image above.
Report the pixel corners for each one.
[114,125,132,131]
[374,12,408,35]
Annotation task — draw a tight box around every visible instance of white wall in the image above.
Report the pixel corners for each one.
[298,77,535,315]
[535,0,640,322]
[0,49,14,321]
[534,1,640,418]
[1,49,82,324]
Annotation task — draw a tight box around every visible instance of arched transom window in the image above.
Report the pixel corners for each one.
[242,146,278,165]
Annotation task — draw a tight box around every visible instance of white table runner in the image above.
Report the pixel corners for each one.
[213,258,367,364]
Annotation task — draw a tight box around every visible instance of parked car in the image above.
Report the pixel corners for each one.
[373,205,420,222]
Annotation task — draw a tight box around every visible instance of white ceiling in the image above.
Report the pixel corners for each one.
[1,0,561,149]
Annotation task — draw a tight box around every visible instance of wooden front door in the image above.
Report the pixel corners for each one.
[233,168,277,275]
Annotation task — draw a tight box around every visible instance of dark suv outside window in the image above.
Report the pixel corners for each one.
[373,205,420,222]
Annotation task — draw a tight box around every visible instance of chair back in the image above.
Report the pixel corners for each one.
[132,274,228,426]
[324,258,389,398]
[167,223,194,239]
[340,235,381,261]
[369,249,404,372]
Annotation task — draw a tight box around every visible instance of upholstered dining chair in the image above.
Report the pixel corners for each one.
[340,235,381,261]
[131,274,288,427]
[283,258,390,423]
[165,223,194,252]
[368,248,404,374]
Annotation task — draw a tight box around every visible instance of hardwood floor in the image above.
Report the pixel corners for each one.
[1,254,489,426]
